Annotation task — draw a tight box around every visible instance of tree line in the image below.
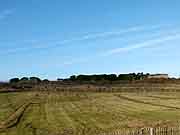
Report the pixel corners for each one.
[10,73,171,84]
[61,73,150,82]
[9,77,42,84]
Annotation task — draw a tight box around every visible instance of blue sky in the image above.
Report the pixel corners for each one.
[0,0,180,80]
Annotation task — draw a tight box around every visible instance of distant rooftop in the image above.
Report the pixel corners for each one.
[147,74,169,79]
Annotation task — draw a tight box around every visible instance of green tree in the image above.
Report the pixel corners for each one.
[29,77,41,83]
[70,75,76,81]
[9,78,20,83]
[20,77,29,81]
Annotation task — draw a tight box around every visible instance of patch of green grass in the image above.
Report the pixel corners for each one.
[1,91,180,135]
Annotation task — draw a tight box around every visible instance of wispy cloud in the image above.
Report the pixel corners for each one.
[46,24,165,48]
[54,25,160,44]
[0,9,14,20]
[62,32,180,66]
[104,33,180,56]
[0,24,164,55]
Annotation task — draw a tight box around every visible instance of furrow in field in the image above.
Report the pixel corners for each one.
[0,94,40,132]
[116,94,180,110]
[73,96,128,130]
[147,95,180,100]
[119,93,180,108]
[43,94,77,133]
[0,102,31,131]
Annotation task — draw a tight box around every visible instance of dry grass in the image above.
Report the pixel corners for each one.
[1,91,180,135]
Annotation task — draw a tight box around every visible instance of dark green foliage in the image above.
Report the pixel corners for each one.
[43,79,49,82]
[29,77,41,83]
[106,74,117,81]
[118,73,149,81]
[10,77,41,84]
[8,73,150,85]
[9,78,20,83]
[57,78,63,81]
[20,77,29,81]
[70,75,76,81]
[69,73,149,82]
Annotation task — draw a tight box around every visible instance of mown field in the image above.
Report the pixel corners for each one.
[1,91,180,135]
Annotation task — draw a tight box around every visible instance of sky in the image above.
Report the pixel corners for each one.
[0,0,180,81]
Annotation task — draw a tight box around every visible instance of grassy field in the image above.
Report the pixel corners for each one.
[1,91,180,135]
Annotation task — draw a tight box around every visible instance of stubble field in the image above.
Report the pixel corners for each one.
[1,90,180,135]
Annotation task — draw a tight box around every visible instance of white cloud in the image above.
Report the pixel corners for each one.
[104,33,180,56]
[0,9,14,20]
[62,32,180,66]
[54,24,162,45]
[0,24,163,55]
